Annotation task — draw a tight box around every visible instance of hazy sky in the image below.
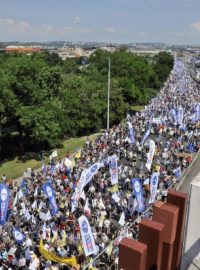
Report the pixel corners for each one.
[1,0,200,44]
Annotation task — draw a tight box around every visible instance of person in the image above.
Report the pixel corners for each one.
[1,174,6,182]
[28,252,40,270]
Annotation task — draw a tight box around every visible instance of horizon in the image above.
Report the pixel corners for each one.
[1,40,200,47]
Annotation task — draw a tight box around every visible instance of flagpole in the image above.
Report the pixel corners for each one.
[107,57,111,131]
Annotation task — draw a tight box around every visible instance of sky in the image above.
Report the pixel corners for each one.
[1,0,200,45]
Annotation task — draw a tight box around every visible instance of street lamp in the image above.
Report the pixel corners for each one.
[107,57,111,130]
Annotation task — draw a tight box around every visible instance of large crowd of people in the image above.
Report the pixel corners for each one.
[0,57,200,270]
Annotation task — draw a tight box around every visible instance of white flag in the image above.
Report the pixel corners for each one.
[46,210,52,221]
[109,155,118,185]
[13,194,18,207]
[149,172,159,204]
[78,215,97,256]
[25,208,31,221]
[143,178,150,185]
[42,223,46,240]
[81,190,86,200]
[118,212,125,226]
[39,201,44,210]
[34,188,38,197]
[145,140,156,171]
[51,150,58,158]
[31,200,37,209]
[84,198,91,216]
[31,215,36,225]
[18,189,24,199]
[111,192,121,203]
[71,170,87,212]
[98,198,106,209]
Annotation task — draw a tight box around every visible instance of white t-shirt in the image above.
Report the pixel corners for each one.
[29,257,40,270]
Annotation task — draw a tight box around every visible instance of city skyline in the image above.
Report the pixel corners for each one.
[1,0,200,45]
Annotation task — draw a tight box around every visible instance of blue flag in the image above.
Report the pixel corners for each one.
[195,103,200,122]
[19,179,26,189]
[41,163,47,174]
[13,228,25,243]
[141,125,151,146]
[19,179,29,195]
[85,162,102,186]
[0,184,10,225]
[187,143,195,153]
[131,178,145,212]
[128,122,135,144]
[171,108,177,123]
[42,182,58,216]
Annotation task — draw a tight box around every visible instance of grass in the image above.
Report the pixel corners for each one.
[0,133,98,180]
[130,105,145,112]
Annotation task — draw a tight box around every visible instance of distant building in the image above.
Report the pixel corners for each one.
[50,47,95,60]
[4,46,42,54]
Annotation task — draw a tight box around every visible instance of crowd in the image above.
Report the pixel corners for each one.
[0,57,200,270]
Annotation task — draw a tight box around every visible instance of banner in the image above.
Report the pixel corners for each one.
[0,184,10,225]
[13,228,25,243]
[171,108,177,124]
[131,178,145,212]
[149,172,159,204]
[109,155,118,185]
[151,118,163,125]
[42,183,58,216]
[85,162,102,186]
[177,106,184,126]
[71,170,87,212]
[141,125,151,146]
[127,122,135,144]
[78,215,97,257]
[195,103,200,122]
[145,140,156,171]
[39,239,78,268]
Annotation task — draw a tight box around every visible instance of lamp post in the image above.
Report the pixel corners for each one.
[107,57,111,130]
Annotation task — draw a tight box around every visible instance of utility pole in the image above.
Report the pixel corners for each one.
[107,57,111,130]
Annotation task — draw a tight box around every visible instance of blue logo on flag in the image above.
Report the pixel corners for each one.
[91,165,98,173]
[82,220,88,233]
[13,228,25,243]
